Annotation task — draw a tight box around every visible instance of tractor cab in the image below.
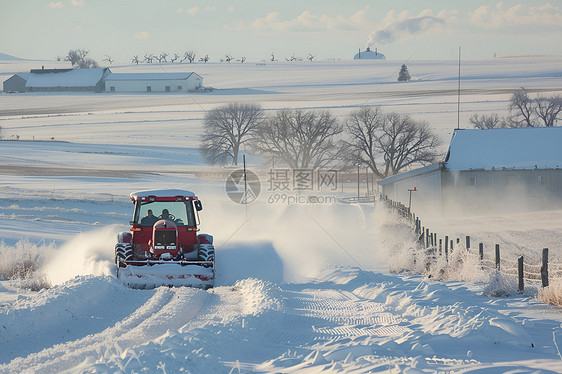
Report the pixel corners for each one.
[129,190,203,259]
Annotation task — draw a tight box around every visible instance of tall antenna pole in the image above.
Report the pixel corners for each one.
[243,154,248,218]
[457,46,461,130]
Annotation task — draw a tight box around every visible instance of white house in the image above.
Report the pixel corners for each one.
[104,73,203,93]
[379,127,562,212]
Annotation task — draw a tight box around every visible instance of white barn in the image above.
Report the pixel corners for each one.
[105,72,203,93]
[379,127,562,212]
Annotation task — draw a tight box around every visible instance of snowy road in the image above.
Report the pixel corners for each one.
[2,267,562,373]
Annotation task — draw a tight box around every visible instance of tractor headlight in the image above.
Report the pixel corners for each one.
[154,245,165,250]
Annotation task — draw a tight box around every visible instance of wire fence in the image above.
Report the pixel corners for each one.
[380,195,556,291]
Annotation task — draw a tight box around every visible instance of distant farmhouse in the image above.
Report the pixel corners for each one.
[3,73,29,92]
[354,47,385,60]
[379,128,562,212]
[26,67,110,92]
[3,69,203,93]
[104,72,203,93]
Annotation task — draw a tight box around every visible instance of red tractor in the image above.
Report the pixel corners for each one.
[115,189,215,289]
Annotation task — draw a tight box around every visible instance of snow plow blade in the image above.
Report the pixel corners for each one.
[117,260,214,289]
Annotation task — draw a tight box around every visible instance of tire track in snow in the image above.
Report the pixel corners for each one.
[271,287,408,346]
[1,286,212,373]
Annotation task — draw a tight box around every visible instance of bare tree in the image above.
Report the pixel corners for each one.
[65,49,98,68]
[183,51,196,63]
[307,53,315,62]
[270,53,276,62]
[469,113,507,129]
[199,54,209,63]
[170,53,180,63]
[381,113,441,176]
[225,54,234,63]
[159,53,168,63]
[238,56,246,63]
[132,55,140,64]
[144,54,154,63]
[200,103,265,166]
[343,107,441,178]
[509,88,535,127]
[102,55,113,65]
[342,107,385,177]
[251,109,342,169]
[535,95,562,127]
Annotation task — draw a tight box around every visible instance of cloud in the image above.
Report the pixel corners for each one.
[71,25,83,33]
[134,31,150,40]
[367,9,455,46]
[469,2,562,28]
[227,6,235,13]
[47,1,65,8]
[204,6,217,12]
[70,0,85,6]
[229,9,369,32]
[187,6,199,15]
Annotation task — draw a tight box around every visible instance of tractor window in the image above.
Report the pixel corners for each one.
[135,201,196,227]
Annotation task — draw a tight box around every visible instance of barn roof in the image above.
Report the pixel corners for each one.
[445,127,562,171]
[25,68,109,88]
[105,72,199,81]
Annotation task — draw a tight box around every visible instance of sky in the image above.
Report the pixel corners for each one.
[1,0,562,63]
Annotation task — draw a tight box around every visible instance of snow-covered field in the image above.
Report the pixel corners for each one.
[1,58,562,372]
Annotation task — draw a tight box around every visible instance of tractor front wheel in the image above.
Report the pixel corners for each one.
[197,244,215,262]
[115,243,133,264]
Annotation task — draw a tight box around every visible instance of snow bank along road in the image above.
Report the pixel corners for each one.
[2,267,562,373]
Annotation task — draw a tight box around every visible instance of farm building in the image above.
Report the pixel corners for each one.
[104,72,203,93]
[378,127,562,212]
[2,73,29,92]
[354,47,386,60]
[25,67,110,92]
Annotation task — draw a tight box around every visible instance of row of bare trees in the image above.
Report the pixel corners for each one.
[131,51,208,65]
[200,104,441,178]
[61,49,320,67]
[470,88,562,129]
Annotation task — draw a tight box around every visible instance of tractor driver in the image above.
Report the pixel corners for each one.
[140,209,158,226]
[161,209,171,220]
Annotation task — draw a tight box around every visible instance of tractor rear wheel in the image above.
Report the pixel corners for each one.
[197,244,215,262]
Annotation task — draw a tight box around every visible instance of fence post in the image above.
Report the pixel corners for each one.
[457,238,460,244]
[439,239,442,256]
[426,228,430,248]
[495,244,500,271]
[518,256,524,292]
[541,248,549,288]
[466,236,470,251]
[434,233,437,248]
[445,236,449,262]
[479,243,484,260]
[430,231,434,247]
[450,240,454,252]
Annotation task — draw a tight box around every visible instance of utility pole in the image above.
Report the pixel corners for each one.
[457,46,461,130]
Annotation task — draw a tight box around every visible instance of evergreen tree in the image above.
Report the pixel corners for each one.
[398,64,411,81]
